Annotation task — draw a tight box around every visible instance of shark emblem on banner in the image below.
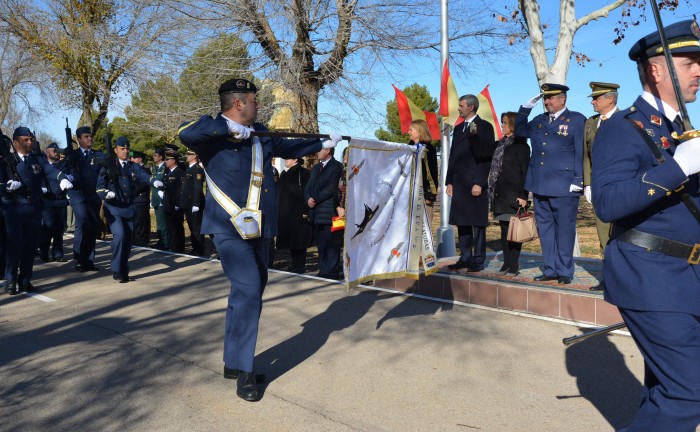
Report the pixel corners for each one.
[351,203,379,240]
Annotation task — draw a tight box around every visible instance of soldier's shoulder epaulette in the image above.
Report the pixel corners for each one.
[620,106,637,118]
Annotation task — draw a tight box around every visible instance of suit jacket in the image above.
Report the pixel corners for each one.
[96,160,153,218]
[445,115,496,226]
[592,96,700,314]
[181,163,205,211]
[515,107,586,197]
[162,165,183,213]
[305,157,343,225]
[583,108,620,187]
[151,162,167,207]
[66,148,104,205]
[178,114,322,238]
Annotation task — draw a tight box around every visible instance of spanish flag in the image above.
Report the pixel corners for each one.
[393,84,441,140]
[477,85,503,140]
[439,60,460,126]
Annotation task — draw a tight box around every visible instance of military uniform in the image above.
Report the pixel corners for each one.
[131,151,151,247]
[592,20,700,431]
[181,159,206,256]
[151,157,169,249]
[39,146,69,262]
[178,94,322,379]
[163,159,185,253]
[96,137,154,282]
[516,84,586,281]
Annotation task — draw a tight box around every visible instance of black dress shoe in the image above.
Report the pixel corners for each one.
[113,272,123,281]
[21,282,38,293]
[55,257,66,263]
[589,281,605,291]
[534,274,558,282]
[224,366,239,380]
[75,264,89,273]
[85,264,100,271]
[558,276,572,284]
[119,275,130,283]
[236,371,260,402]
[447,261,470,270]
[5,280,19,296]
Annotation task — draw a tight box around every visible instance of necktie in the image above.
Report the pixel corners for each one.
[673,115,685,133]
[549,115,555,124]
[600,115,607,121]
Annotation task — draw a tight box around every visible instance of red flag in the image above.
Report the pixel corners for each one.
[476,85,503,139]
[440,60,460,126]
[392,84,441,140]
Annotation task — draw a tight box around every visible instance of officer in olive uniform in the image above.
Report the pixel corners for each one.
[162,151,185,253]
[516,83,586,284]
[178,78,340,402]
[592,20,700,431]
[96,137,159,283]
[181,150,206,256]
[151,148,169,250]
[583,82,620,291]
[130,150,151,247]
[67,126,104,272]
[1,127,73,294]
[39,142,69,262]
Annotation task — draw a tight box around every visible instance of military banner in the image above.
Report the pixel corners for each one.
[343,138,438,288]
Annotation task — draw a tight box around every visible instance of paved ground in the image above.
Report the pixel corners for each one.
[1,243,644,431]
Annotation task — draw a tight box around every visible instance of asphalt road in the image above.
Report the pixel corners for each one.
[0,243,644,431]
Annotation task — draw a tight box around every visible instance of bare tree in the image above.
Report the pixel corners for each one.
[165,0,513,133]
[0,0,190,132]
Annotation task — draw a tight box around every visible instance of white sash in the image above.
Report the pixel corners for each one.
[205,137,264,239]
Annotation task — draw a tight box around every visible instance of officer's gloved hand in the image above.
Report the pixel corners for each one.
[41,187,48,194]
[192,206,199,213]
[673,137,700,176]
[6,180,20,191]
[153,180,164,188]
[157,191,164,199]
[584,186,592,204]
[522,94,542,109]
[59,179,73,190]
[322,132,342,149]
[227,121,251,140]
[569,184,583,193]
[105,191,116,199]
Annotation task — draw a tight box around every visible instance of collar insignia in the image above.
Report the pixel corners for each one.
[650,115,662,126]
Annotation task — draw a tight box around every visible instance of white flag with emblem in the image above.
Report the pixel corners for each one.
[343,138,438,288]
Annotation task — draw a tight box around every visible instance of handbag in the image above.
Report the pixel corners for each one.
[331,216,345,232]
[507,206,539,243]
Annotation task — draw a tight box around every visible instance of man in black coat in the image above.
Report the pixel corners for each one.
[162,152,185,253]
[445,94,496,272]
[129,150,151,247]
[305,147,343,279]
[181,150,206,256]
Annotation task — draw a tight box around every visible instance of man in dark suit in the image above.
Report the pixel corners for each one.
[583,81,620,291]
[592,20,700,431]
[178,78,339,402]
[151,149,169,250]
[181,150,205,256]
[516,83,586,284]
[305,147,343,279]
[67,126,104,272]
[445,94,496,272]
[96,137,158,282]
[39,142,69,262]
[162,151,185,253]
[129,150,151,247]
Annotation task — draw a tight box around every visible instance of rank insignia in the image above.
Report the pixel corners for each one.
[646,129,655,137]
[650,115,662,126]
[196,173,202,180]
[660,136,670,149]
[648,188,656,196]
[557,125,568,136]
[560,115,566,121]
[635,121,644,129]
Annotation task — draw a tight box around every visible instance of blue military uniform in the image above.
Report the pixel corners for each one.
[150,157,169,249]
[516,87,585,281]
[179,112,321,376]
[0,129,67,293]
[66,131,104,271]
[39,151,69,261]
[96,142,154,282]
[592,19,700,431]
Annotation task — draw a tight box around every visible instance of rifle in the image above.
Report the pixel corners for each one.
[0,128,21,181]
[62,119,81,178]
[103,132,118,184]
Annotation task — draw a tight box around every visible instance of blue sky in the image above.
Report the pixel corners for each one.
[33,2,700,146]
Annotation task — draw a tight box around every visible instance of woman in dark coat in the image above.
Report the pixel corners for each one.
[277,158,312,273]
[488,111,531,276]
[407,120,439,223]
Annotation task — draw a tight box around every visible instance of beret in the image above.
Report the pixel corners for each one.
[218,78,257,95]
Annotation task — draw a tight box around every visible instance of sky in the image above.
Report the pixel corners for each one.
[30,1,700,149]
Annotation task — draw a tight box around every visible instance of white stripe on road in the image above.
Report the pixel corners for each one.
[25,293,57,302]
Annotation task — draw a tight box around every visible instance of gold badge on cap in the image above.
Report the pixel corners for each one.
[692,21,700,39]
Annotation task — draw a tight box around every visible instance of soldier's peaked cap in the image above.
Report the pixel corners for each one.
[75,126,92,136]
[629,19,700,62]
[588,82,620,98]
[540,83,569,96]
[218,78,257,95]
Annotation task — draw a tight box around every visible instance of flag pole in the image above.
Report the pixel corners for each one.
[436,0,456,259]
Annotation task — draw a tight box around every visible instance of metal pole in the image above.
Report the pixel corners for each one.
[436,0,456,258]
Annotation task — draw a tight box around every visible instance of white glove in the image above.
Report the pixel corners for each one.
[59,179,74,190]
[522,94,542,109]
[569,184,583,193]
[153,180,164,188]
[192,206,199,213]
[41,187,48,194]
[65,174,75,182]
[227,120,251,140]
[673,137,700,176]
[158,191,164,199]
[583,186,592,204]
[6,180,20,191]
[105,191,116,199]
[322,132,342,149]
